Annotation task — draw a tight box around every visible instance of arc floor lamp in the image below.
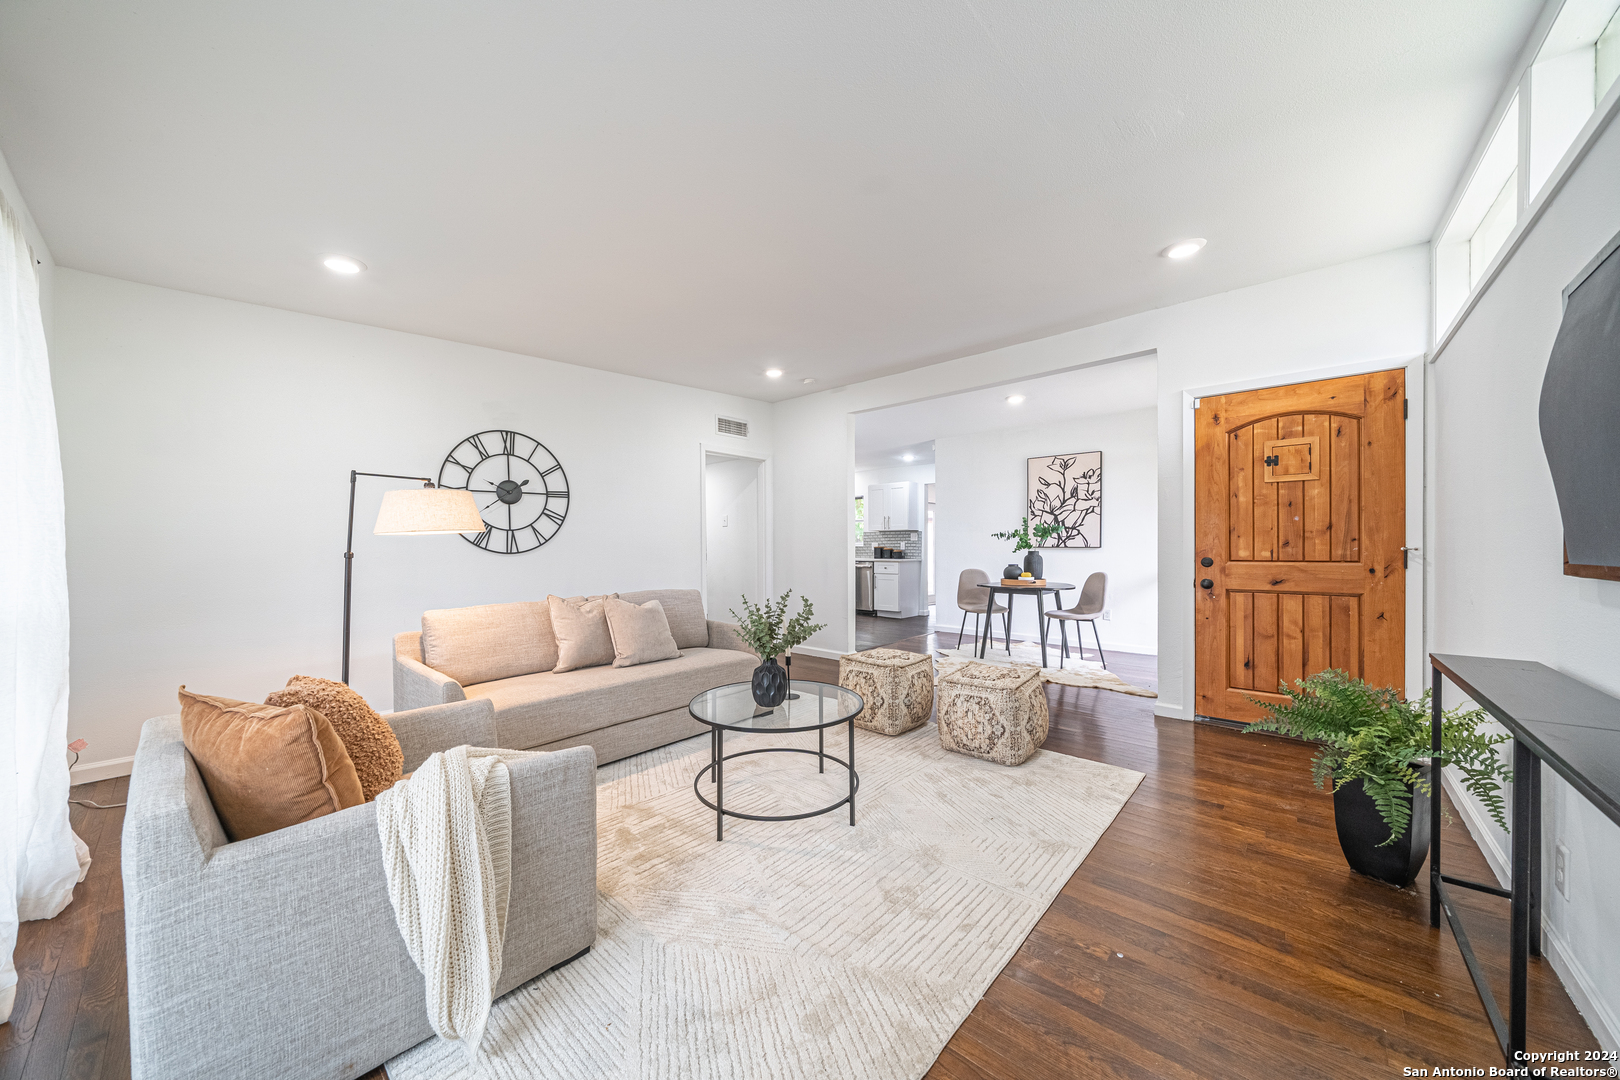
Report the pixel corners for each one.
[342,470,485,684]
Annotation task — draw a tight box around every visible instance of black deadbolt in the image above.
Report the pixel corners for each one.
[1200,557,1213,567]
[1200,579,1214,589]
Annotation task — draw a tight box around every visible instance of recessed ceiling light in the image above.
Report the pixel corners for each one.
[902,453,915,462]
[1162,238,1206,260]
[801,378,815,385]
[323,255,366,274]
[1006,394,1026,405]
[765,368,784,378]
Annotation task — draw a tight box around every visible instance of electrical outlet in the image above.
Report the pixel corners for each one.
[1555,842,1569,899]
[721,515,728,528]
[1101,609,1111,620]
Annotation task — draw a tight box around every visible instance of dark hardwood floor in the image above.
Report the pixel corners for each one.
[3,633,1596,1079]
[855,611,934,651]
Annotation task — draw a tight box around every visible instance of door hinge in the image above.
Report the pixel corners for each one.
[1403,398,1409,420]
[1263,455,1279,466]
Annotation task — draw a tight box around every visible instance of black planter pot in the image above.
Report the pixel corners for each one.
[751,657,788,708]
[1023,550,1044,579]
[1333,774,1431,887]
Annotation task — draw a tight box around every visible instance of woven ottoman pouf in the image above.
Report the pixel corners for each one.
[936,662,1050,766]
[838,648,935,736]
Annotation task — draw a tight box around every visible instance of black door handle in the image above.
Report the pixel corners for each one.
[1201,557,1213,567]
[1199,579,1214,589]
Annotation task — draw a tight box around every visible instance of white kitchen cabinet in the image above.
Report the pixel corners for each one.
[865,484,888,531]
[872,559,922,617]
[865,481,919,531]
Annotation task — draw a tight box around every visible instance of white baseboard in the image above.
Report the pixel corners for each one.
[1153,702,1187,721]
[71,755,134,785]
[790,645,846,661]
[1440,773,1617,1052]
[1544,921,1620,1053]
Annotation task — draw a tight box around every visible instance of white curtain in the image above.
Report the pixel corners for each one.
[1,190,84,1023]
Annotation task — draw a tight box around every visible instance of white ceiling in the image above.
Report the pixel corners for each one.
[0,1,1539,401]
[854,353,1157,467]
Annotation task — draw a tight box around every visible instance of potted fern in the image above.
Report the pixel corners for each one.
[1247,670,1512,887]
[730,591,827,707]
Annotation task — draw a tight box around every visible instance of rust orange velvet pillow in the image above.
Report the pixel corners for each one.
[178,687,364,842]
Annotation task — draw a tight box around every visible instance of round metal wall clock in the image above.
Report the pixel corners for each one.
[437,430,569,554]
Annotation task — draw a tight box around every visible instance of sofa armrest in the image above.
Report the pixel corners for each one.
[706,619,755,655]
[393,652,465,712]
[387,698,497,774]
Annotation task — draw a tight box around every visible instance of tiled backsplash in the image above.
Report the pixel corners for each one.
[857,530,922,559]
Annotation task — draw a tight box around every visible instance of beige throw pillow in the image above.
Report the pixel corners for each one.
[548,594,617,672]
[603,597,682,668]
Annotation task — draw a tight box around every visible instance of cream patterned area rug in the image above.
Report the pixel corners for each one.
[935,644,1158,698]
[387,725,1143,1080]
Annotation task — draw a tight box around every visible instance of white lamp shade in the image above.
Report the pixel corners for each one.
[373,487,486,535]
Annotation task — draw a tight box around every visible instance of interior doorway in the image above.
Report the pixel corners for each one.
[702,450,768,620]
[1193,369,1406,722]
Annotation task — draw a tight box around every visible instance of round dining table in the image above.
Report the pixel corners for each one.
[974,580,1075,668]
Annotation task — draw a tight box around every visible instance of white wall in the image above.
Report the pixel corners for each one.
[51,269,773,777]
[703,456,761,620]
[774,245,1429,715]
[1427,109,1620,1051]
[935,407,1156,653]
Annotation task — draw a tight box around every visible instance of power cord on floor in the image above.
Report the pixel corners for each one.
[67,749,126,808]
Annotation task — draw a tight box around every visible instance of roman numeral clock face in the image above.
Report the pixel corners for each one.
[438,430,569,554]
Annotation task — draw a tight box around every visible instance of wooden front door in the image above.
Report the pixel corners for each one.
[1194,370,1405,722]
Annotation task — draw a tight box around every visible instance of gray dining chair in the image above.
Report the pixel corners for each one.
[1044,572,1107,669]
[956,568,1009,651]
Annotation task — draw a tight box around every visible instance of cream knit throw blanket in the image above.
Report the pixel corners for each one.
[375,745,530,1057]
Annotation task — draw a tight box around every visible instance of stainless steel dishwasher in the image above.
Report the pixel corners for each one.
[855,561,875,615]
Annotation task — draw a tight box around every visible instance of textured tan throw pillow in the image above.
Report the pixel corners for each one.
[178,687,364,842]
[264,676,404,801]
[548,594,617,672]
[603,597,682,668]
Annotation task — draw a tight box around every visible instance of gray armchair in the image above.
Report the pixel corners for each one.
[122,697,598,1080]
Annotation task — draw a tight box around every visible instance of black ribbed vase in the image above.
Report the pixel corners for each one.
[751,657,788,708]
[1023,550,1044,579]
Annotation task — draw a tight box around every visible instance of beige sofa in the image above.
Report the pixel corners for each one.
[393,588,757,765]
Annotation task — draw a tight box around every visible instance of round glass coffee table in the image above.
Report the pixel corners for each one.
[689,680,865,841]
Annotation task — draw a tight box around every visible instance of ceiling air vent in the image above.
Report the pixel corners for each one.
[716,416,749,438]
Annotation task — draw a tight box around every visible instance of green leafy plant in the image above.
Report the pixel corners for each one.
[990,516,1061,553]
[1247,669,1512,845]
[729,590,827,663]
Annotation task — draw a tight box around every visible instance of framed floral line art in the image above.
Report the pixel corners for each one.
[1027,451,1101,548]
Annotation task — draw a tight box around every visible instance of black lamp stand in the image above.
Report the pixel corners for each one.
[342,470,437,685]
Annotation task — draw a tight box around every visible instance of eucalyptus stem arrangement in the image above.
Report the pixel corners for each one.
[1247,669,1513,845]
[730,590,826,663]
[991,516,1060,552]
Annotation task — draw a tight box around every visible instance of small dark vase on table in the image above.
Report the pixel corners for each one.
[1333,774,1432,887]
[1023,550,1044,579]
[751,656,788,708]
[1002,563,1022,580]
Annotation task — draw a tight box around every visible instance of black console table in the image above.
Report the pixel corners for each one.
[1428,654,1620,1064]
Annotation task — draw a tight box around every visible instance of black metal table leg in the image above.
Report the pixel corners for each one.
[1530,757,1542,958]
[848,717,856,825]
[1430,665,1443,929]
[1003,591,1015,654]
[818,726,824,773]
[716,726,725,841]
[1510,739,1534,1058]
[1036,590,1048,668]
[977,589,993,658]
